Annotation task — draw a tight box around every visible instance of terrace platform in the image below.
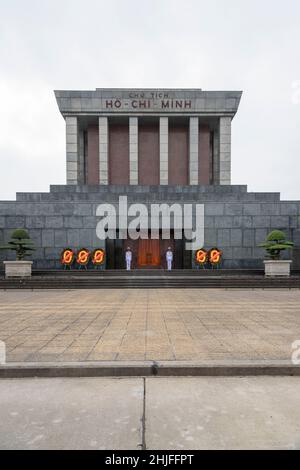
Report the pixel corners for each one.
[1,288,300,364]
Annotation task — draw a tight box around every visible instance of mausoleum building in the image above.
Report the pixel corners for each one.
[0,88,300,270]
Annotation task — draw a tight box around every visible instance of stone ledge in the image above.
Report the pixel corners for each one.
[0,360,299,378]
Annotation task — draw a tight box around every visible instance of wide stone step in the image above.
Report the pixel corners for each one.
[0,275,299,289]
[31,269,266,277]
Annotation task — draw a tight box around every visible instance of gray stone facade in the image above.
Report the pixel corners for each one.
[1,185,300,270]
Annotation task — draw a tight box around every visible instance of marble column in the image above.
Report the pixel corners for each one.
[66,116,78,185]
[219,116,232,185]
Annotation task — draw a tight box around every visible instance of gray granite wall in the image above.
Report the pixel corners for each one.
[1,185,300,270]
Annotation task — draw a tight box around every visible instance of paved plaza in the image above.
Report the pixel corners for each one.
[1,377,300,450]
[0,288,300,363]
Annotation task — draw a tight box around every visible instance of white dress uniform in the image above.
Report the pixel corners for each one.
[125,249,132,271]
[166,249,173,271]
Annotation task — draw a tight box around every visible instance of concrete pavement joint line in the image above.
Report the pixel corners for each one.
[142,377,146,451]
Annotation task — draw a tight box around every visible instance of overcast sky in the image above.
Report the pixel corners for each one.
[0,0,300,201]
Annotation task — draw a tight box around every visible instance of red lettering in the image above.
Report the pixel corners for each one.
[105,99,122,108]
[139,100,147,108]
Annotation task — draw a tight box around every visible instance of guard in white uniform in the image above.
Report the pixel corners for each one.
[166,247,173,271]
[125,247,132,271]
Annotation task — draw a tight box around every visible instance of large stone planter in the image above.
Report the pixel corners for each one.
[3,261,33,278]
[264,260,292,277]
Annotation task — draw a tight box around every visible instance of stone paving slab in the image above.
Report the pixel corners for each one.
[146,377,300,450]
[0,377,144,450]
[0,289,300,363]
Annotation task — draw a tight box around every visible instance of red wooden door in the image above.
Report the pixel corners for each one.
[138,239,161,267]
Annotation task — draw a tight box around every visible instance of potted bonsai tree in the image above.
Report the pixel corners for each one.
[259,230,294,277]
[0,229,35,278]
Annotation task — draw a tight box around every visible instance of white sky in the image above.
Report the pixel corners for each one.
[0,0,300,201]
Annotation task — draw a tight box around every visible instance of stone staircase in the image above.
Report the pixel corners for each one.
[0,269,299,289]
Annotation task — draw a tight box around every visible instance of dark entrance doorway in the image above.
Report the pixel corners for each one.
[106,230,189,269]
